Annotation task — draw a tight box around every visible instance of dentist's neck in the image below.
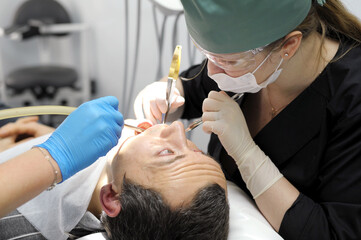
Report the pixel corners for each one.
[269,32,339,98]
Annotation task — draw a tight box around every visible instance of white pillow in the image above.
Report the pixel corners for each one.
[227,181,283,240]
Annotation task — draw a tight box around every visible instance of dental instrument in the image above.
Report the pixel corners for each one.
[0,106,145,133]
[161,45,182,123]
[185,93,244,132]
[123,123,146,133]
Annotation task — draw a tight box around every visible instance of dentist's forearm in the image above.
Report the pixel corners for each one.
[233,144,299,231]
[0,148,61,217]
[255,177,299,231]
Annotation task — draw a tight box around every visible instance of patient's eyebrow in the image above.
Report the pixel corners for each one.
[151,154,186,167]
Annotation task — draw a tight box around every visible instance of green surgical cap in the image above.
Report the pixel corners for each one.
[181,0,311,53]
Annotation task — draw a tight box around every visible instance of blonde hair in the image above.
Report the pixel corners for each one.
[315,0,361,44]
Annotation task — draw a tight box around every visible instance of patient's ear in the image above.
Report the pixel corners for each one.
[100,183,121,217]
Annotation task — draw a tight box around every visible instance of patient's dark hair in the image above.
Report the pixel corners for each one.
[101,178,229,240]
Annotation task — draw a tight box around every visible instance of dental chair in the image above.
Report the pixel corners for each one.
[0,0,90,110]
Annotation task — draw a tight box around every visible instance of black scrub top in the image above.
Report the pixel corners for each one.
[180,41,361,240]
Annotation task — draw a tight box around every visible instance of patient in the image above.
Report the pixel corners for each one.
[100,121,229,239]
[0,120,229,240]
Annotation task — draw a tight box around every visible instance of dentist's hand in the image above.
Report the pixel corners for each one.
[202,91,282,198]
[202,91,255,161]
[134,81,185,124]
[37,96,124,182]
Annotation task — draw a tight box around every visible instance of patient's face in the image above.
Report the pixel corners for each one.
[111,121,227,207]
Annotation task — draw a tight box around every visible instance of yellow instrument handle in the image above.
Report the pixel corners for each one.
[168,45,182,80]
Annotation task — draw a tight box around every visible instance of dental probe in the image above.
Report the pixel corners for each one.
[0,106,145,133]
[162,45,182,123]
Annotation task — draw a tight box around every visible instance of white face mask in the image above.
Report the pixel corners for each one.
[208,52,284,94]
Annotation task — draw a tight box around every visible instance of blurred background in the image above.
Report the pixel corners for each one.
[0,0,360,151]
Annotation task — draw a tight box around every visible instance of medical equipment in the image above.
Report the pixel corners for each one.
[162,78,175,123]
[161,45,182,123]
[185,93,244,132]
[0,0,91,106]
[124,123,145,132]
[0,106,145,133]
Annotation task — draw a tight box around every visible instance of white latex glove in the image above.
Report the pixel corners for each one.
[133,82,185,124]
[202,91,283,198]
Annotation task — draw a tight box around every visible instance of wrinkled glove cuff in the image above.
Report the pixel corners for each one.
[235,145,283,198]
[36,132,73,182]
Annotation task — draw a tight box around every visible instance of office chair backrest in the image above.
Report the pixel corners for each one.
[14,0,71,37]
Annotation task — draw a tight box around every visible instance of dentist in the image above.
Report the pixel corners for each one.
[134,0,361,239]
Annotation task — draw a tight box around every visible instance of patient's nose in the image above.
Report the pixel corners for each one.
[160,121,187,147]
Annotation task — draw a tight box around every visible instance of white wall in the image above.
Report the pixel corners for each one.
[60,0,203,112]
[342,0,361,19]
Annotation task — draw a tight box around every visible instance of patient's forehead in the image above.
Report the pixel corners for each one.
[114,152,226,207]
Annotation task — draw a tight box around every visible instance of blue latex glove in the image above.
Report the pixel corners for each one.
[37,96,124,181]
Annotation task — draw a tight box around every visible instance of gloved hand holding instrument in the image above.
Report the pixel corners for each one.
[202,91,283,198]
[36,96,124,182]
[133,45,183,124]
